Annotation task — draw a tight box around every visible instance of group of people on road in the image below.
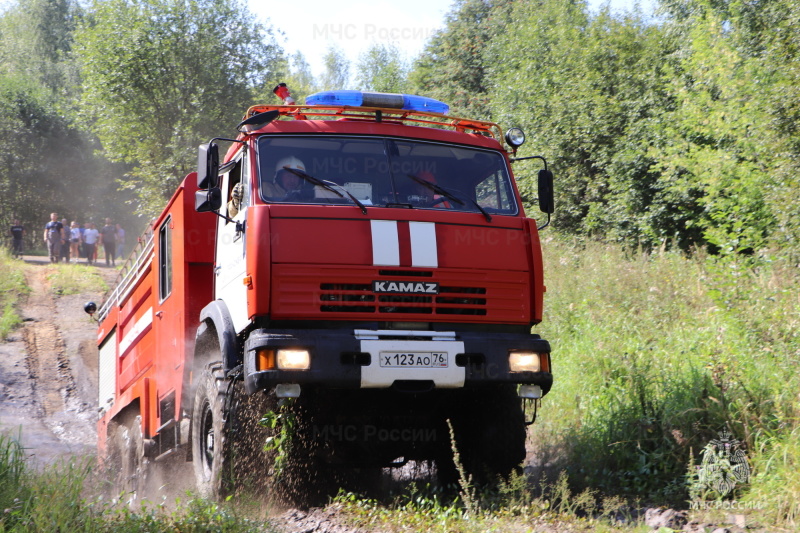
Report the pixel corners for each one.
[27,213,125,266]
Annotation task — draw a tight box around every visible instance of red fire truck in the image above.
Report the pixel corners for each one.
[89,86,554,501]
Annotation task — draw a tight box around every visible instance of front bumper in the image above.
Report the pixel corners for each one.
[243,328,552,395]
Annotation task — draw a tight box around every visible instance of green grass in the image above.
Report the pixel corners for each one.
[331,477,648,533]
[0,432,269,533]
[46,262,108,296]
[0,249,28,339]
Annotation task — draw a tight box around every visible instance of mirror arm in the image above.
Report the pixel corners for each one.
[537,212,551,231]
[210,137,247,146]
[509,155,548,170]
[211,211,245,233]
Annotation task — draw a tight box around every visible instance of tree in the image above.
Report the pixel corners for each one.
[410,0,512,118]
[75,0,285,216]
[0,0,134,249]
[284,52,317,100]
[355,43,409,93]
[319,45,350,90]
[0,0,82,98]
[487,1,615,235]
[750,0,800,260]
[646,11,773,254]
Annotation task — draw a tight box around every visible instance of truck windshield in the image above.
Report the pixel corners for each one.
[256,136,518,215]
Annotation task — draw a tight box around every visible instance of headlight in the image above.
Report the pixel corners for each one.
[509,351,542,372]
[277,349,311,370]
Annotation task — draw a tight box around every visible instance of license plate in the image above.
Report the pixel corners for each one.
[379,352,448,368]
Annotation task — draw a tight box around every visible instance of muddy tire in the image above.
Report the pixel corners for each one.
[107,414,148,503]
[225,380,277,496]
[192,362,276,499]
[192,363,231,499]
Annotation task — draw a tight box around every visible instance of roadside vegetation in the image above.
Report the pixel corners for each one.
[0,433,266,532]
[532,238,800,528]
[0,249,28,339]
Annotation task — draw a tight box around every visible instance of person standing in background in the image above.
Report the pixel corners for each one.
[44,213,63,263]
[100,218,116,267]
[82,222,99,265]
[69,221,81,262]
[115,223,126,260]
[10,220,24,258]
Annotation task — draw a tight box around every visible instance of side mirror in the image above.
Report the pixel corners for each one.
[84,301,97,316]
[237,110,280,133]
[197,143,220,189]
[538,169,554,214]
[195,188,222,212]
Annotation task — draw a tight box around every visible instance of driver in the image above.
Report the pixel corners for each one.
[264,156,306,199]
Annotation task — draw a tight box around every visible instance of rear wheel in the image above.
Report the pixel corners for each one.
[107,414,148,504]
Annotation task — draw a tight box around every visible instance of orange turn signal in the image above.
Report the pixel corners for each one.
[257,348,275,370]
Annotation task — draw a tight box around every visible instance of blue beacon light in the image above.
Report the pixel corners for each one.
[306,90,449,115]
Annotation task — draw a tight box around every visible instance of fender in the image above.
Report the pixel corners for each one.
[181,299,241,460]
[197,299,241,371]
[179,299,240,419]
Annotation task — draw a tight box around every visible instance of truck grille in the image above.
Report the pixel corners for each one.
[272,265,528,323]
[319,283,487,315]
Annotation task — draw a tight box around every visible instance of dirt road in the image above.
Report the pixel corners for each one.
[0,257,116,466]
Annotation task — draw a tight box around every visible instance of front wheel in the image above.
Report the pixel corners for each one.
[192,363,231,499]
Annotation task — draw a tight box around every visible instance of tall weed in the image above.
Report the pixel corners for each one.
[0,432,29,528]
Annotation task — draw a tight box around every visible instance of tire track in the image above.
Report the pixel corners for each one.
[21,267,74,420]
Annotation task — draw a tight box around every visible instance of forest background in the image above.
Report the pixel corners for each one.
[1,0,800,526]
[3,0,800,259]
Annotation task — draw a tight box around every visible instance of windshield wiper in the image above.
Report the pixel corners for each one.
[406,174,464,206]
[283,168,368,214]
[468,199,492,222]
[322,180,368,214]
[406,173,492,222]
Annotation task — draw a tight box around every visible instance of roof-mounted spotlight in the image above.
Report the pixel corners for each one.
[505,127,526,149]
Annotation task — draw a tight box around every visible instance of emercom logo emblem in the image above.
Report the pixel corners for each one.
[694,428,751,498]
[372,281,440,294]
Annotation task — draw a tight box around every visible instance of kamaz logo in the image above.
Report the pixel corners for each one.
[372,281,440,294]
